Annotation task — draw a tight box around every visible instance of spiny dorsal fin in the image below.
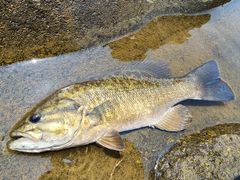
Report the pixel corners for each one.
[155,104,192,132]
[87,59,171,81]
[120,59,172,78]
[97,130,125,151]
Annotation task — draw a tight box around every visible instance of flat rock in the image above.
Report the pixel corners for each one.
[150,123,240,180]
[0,0,231,65]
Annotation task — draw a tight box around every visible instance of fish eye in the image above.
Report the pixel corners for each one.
[30,114,41,123]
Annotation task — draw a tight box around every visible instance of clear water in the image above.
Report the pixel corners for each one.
[1,0,240,179]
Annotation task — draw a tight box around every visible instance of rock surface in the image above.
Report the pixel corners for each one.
[149,123,240,180]
[0,0,231,65]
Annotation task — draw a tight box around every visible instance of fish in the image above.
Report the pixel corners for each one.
[8,60,234,153]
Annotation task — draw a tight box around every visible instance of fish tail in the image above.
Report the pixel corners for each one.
[187,60,234,101]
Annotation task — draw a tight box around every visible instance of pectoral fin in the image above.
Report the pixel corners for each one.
[97,130,125,151]
[155,104,192,132]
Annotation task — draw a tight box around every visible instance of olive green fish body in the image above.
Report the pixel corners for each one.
[8,60,234,152]
[59,76,193,129]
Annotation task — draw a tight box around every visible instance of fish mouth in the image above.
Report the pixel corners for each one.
[11,131,33,140]
[10,130,43,142]
[8,130,44,152]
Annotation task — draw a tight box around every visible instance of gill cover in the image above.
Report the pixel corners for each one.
[8,97,84,153]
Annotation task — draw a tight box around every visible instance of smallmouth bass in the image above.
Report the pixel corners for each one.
[8,60,234,153]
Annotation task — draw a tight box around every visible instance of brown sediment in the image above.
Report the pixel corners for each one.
[105,14,211,62]
[38,139,144,180]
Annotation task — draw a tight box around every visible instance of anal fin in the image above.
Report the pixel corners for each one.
[155,104,192,132]
[97,130,125,151]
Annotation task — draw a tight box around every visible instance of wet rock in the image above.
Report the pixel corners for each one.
[38,139,144,180]
[0,0,231,65]
[105,14,211,62]
[149,123,240,180]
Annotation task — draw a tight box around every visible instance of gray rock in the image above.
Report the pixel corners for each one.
[0,0,231,65]
[150,123,240,180]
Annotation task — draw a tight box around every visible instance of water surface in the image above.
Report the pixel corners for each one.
[1,1,240,179]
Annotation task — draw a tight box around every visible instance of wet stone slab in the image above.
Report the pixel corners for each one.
[0,0,231,65]
[0,0,240,179]
[38,139,145,180]
[2,139,144,180]
[150,123,240,180]
[105,14,211,62]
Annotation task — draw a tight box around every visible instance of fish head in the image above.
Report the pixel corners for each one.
[8,96,84,153]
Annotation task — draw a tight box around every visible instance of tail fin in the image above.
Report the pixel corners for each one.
[186,60,234,102]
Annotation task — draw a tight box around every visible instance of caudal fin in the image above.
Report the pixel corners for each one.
[187,60,234,102]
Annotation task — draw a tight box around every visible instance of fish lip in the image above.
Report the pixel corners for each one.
[7,135,44,153]
[10,131,37,141]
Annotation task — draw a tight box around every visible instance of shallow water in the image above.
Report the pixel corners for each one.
[1,0,240,179]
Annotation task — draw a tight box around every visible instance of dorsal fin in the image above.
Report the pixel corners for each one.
[120,59,171,78]
[87,59,171,81]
